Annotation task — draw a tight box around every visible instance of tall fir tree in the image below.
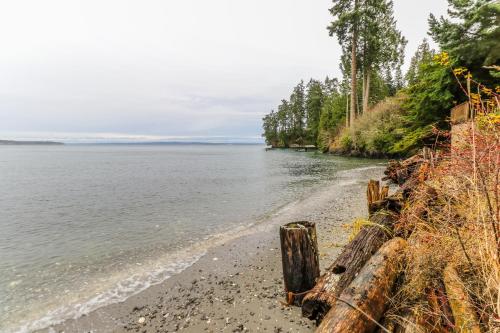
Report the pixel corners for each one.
[305,80,325,144]
[328,0,360,127]
[329,0,406,124]
[405,39,434,86]
[289,81,306,144]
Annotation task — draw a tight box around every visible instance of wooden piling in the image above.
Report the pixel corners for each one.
[280,221,320,306]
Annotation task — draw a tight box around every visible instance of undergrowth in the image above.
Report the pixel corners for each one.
[386,61,500,332]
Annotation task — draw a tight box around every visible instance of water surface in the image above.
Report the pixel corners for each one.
[0,144,382,332]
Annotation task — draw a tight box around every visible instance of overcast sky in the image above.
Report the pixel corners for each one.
[0,0,448,143]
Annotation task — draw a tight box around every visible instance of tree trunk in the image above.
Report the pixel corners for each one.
[280,221,320,306]
[346,93,350,128]
[363,68,371,114]
[443,265,481,333]
[316,238,408,333]
[350,2,358,127]
[302,212,395,322]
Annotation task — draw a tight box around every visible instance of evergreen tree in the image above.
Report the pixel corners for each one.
[318,92,347,150]
[329,0,406,124]
[359,0,406,113]
[262,111,279,147]
[429,0,500,81]
[328,0,360,127]
[305,80,325,144]
[277,100,291,147]
[289,81,306,144]
[405,39,433,86]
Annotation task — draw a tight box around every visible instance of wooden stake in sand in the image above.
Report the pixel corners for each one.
[280,221,320,306]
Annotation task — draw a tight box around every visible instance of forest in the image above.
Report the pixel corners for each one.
[262,0,499,157]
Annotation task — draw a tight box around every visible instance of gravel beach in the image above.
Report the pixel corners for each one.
[43,165,385,333]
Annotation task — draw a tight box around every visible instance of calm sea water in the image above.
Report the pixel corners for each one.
[0,144,380,332]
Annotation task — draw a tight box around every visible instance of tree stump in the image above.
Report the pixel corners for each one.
[280,221,320,306]
[367,180,390,214]
[367,179,381,210]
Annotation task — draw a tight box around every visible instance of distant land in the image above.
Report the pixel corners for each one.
[0,140,64,145]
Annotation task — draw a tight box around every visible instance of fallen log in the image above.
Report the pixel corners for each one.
[391,312,426,333]
[427,281,455,331]
[443,265,481,333]
[302,211,396,322]
[316,237,408,333]
[280,221,320,306]
[383,154,426,185]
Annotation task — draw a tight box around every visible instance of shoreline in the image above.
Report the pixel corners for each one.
[37,165,386,333]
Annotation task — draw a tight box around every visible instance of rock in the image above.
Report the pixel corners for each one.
[137,317,146,324]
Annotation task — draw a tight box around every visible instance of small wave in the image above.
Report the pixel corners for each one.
[10,223,267,333]
[13,252,204,333]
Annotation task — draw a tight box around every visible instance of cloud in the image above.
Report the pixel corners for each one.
[0,0,448,142]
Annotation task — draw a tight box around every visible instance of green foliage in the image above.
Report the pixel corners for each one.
[318,93,347,150]
[289,81,306,143]
[262,78,340,147]
[262,111,278,146]
[305,80,325,143]
[264,0,496,157]
[390,52,458,155]
[389,125,434,156]
[404,58,457,128]
[405,39,434,86]
[334,95,407,156]
[429,0,500,83]
[328,0,406,113]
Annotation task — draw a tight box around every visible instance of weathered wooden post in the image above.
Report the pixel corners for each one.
[367,179,389,214]
[280,221,320,306]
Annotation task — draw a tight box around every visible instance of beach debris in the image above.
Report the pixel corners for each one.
[366,179,389,215]
[316,238,407,333]
[302,211,396,322]
[279,221,320,306]
[443,265,481,333]
[137,316,146,324]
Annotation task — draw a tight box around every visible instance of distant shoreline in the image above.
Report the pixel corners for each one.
[0,140,64,145]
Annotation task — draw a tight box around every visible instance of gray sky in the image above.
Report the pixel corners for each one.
[0,0,448,143]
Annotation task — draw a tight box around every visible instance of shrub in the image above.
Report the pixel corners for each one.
[330,94,407,157]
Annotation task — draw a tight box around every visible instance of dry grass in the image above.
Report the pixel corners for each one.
[386,113,500,332]
[329,95,407,157]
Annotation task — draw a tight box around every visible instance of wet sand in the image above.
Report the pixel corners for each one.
[44,165,385,333]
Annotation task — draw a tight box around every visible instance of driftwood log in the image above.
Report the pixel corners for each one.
[280,221,320,305]
[316,237,408,333]
[302,211,396,322]
[426,281,455,331]
[385,311,426,333]
[443,265,481,333]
